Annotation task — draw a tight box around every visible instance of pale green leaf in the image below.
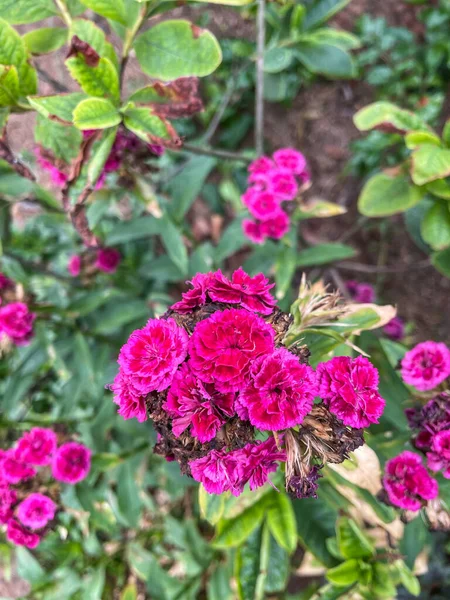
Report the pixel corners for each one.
[411,144,450,186]
[421,202,450,250]
[23,27,67,54]
[73,97,121,129]
[199,486,226,525]
[123,106,174,143]
[303,0,352,29]
[266,491,297,554]
[326,559,361,586]
[0,65,18,106]
[28,92,86,122]
[354,101,429,134]
[0,0,57,24]
[35,114,82,162]
[80,0,127,24]
[358,172,423,217]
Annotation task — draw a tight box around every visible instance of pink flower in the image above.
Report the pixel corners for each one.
[0,273,13,290]
[267,170,298,201]
[242,219,266,244]
[208,268,276,315]
[261,211,290,240]
[190,450,241,496]
[0,451,36,484]
[243,189,282,221]
[248,156,274,175]
[6,518,40,549]
[0,302,35,345]
[317,356,385,429]
[68,255,81,277]
[427,430,450,479]
[236,437,286,491]
[35,148,67,187]
[109,370,147,422]
[273,148,307,175]
[118,318,188,393]
[15,428,57,466]
[148,144,165,156]
[346,281,376,304]
[401,341,450,392]
[239,348,317,430]
[52,442,91,484]
[17,493,56,530]
[0,486,17,524]
[384,316,405,341]
[383,451,439,511]
[171,272,214,314]
[189,308,275,393]
[95,248,121,273]
[164,363,235,442]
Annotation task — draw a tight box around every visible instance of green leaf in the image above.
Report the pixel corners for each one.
[159,214,188,275]
[73,97,121,129]
[411,144,450,185]
[358,172,423,217]
[0,18,26,69]
[215,218,248,263]
[91,452,123,471]
[303,0,351,29]
[134,19,222,81]
[372,563,397,598]
[326,559,361,586]
[421,202,450,250]
[303,28,360,50]
[266,491,297,554]
[295,41,355,78]
[264,47,294,73]
[66,56,119,103]
[82,567,105,600]
[213,494,269,549]
[87,126,117,185]
[265,534,289,594]
[275,246,297,300]
[28,92,86,123]
[293,497,338,567]
[18,62,37,96]
[396,561,420,597]
[431,245,450,278]
[0,0,57,24]
[167,155,216,222]
[123,106,174,144]
[120,584,138,600]
[15,547,45,584]
[80,0,127,24]
[405,130,441,149]
[235,525,263,600]
[199,486,226,525]
[208,563,234,600]
[426,178,450,199]
[399,518,430,569]
[0,65,18,106]
[23,27,67,54]
[354,101,429,134]
[336,517,375,559]
[35,114,82,162]
[117,461,142,528]
[297,243,356,267]
[190,0,252,4]
[105,215,160,244]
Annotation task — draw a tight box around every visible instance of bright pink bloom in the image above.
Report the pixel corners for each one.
[240,348,317,430]
[52,442,91,484]
[0,302,35,345]
[427,430,450,479]
[0,451,35,484]
[68,255,81,277]
[0,273,13,290]
[109,370,147,422]
[236,437,286,491]
[317,356,385,429]
[95,248,121,273]
[189,308,275,393]
[383,451,439,511]
[261,211,290,240]
[267,170,298,201]
[118,318,188,393]
[35,148,67,187]
[15,428,57,466]
[171,272,214,314]
[248,156,274,175]
[346,281,375,303]
[384,317,405,341]
[164,363,235,442]
[244,189,282,221]
[17,493,56,530]
[190,450,241,495]
[242,219,266,244]
[208,268,276,315]
[273,148,307,175]
[401,341,450,392]
[0,486,16,524]
[6,518,40,548]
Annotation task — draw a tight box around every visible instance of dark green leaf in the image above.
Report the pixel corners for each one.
[266,491,297,555]
[295,42,355,78]
[297,243,356,267]
[167,156,216,222]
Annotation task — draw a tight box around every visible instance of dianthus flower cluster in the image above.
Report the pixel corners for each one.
[0,429,91,548]
[110,268,385,499]
[0,272,35,346]
[242,148,310,244]
[401,341,450,392]
[67,247,121,277]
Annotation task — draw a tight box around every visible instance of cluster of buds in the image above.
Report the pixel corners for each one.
[68,247,121,277]
[242,148,310,244]
[0,272,35,347]
[110,268,386,499]
[382,341,450,513]
[0,428,91,548]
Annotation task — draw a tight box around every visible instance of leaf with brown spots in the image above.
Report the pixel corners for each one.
[129,77,204,119]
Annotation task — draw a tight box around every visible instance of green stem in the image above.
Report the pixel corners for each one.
[255,523,270,600]
[54,0,72,28]
[120,6,147,87]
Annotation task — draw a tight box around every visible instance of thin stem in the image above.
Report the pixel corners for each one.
[327,267,351,300]
[54,0,72,27]
[336,259,431,274]
[120,6,147,88]
[255,0,266,156]
[181,143,252,163]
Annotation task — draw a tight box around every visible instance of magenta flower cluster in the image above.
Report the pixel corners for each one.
[401,341,450,392]
[0,429,91,548]
[0,272,35,346]
[68,247,121,277]
[242,148,310,245]
[383,451,438,511]
[111,268,386,497]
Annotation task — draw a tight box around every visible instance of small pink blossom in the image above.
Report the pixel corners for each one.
[243,189,282,221]
[35,148,67,187]
[427,430,450,479]
[0,302,36,345]
[383,451,439,511]
[0,273,13,290]
[384,317,405,341]
[15,428,57,466]
[118,318,188,393]
[189,308,275,393]
[273,148,307,175]
[242,219,266,244]
[0,451,36,484]
[317,356,385,429]
[248,156,274,175]
[267,170,298,201]
[164,363,235,442]
[109,370,148,422]
[6,518,40,548]
[95,248,121,273]
[52,442,91,484]
[236,438,286,491]
[0,486,16,524]
[346,280,376,304]
[208,268,276,315]
[189,450,240,496]
[240,348,317,430]
[401,341,450,392]
[171,272,214,314]
[17,493,56,530]
[261,211,290,240]
[68,255,81,277]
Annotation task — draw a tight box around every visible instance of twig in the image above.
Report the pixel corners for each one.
[255,0,266,155]
[54,0,72,27]
[337,216,368,243]
[120,6,147,91]
[181,143,252,163]
[201,67,242,143]
[337,259,432,274]
[327,268,351,299]
[0,135,35,181]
